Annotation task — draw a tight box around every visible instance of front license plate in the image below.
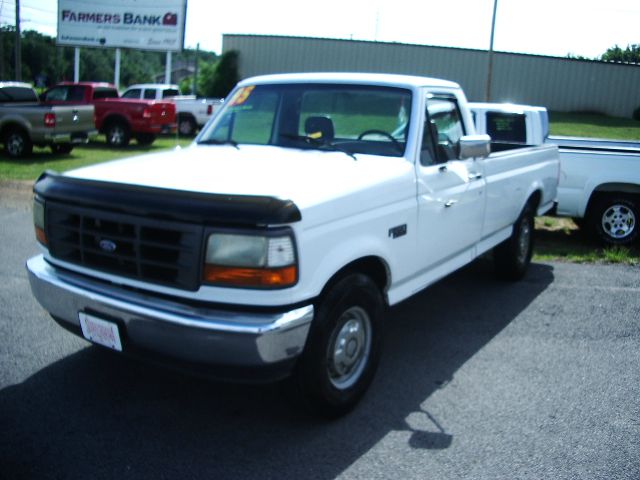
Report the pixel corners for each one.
[79,312,123,352]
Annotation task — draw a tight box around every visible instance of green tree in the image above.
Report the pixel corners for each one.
[1,27,218,88]
[179,76,194,94]
[198,50,239,98]
[197,60,218,97]
[601,44,640,63]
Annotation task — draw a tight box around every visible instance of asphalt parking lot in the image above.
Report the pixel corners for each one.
[0,189,638,480]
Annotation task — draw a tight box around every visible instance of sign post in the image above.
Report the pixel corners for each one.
[74,47,80,81]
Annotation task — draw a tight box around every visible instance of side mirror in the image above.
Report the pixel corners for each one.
[459,134,491,159]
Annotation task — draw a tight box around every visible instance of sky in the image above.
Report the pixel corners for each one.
[1,0,639,59]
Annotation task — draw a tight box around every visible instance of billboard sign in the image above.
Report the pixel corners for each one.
[57,0,187,52]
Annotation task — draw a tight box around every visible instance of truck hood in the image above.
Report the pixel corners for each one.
[65,144,415,225]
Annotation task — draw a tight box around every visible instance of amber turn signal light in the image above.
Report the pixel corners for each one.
[203,265,297,288]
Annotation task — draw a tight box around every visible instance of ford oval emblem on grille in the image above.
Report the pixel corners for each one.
[99,239,117,253]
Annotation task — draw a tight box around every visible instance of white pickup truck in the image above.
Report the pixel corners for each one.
[121,84,222,136]
[471,102,640,246]
[27,73,559,416]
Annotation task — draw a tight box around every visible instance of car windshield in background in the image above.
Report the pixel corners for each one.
[199,83,412,157]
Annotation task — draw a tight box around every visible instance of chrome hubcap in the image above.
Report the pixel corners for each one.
[327,306,371,390]
[602,204,636,240]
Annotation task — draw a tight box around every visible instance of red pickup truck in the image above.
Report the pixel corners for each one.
[42,82,176,147]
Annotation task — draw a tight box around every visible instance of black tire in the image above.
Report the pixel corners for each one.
[135,133,157,146]
[293,274,385,418]
[589,195,638,246]
[105,121,131,147]
[178,115,197,136]
[494,202,535,281]
[4,128,33,158]
[50,143,74,154]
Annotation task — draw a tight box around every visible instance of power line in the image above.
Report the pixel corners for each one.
[22,3,56,14]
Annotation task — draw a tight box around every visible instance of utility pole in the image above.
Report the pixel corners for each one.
[485,0,498,102]
[192,43,200,95]
[15,0,22,81]
[0,27,5,79]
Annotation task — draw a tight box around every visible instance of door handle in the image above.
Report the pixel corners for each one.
[444,199,457,208]
[468,173,483,181]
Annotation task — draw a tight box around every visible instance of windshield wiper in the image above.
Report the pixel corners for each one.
[279,134,357,160]
[198,139,240,149]
[314,142,357,160]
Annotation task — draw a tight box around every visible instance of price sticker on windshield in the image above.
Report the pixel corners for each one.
[228,86,255,106]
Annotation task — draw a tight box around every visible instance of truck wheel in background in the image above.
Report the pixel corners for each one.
[105,121,131,148]
[494,202,535,281]
[590,195,638,246]
[50,144,74,154]
[4,128,33,158]
[135,133,157,146]
[178,115,197,136]
[293,274,384,418]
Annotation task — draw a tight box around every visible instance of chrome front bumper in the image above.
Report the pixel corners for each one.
[26,255,313,375]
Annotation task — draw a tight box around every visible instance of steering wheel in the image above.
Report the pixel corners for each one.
[357,129,403,153]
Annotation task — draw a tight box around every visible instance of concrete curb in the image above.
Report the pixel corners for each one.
[1,180,35,207]
[0,180,34,192]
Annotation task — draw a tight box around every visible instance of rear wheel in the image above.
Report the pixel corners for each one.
[4,128,33,158]
[590,195,638,246]
[293,274,384,418]
[178,115,197,136]
[494,202,535,281]
[105,121,131,147]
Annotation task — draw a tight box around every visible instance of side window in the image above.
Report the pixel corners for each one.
[162,89,180,98]
[143,89,157,100]
[121,89,141,99]
[43,87,69,102]
[0,87,38,102]
[486,112,527,143]
[425,97,465,164]
[93,88,118,99]
[67,86,85,101]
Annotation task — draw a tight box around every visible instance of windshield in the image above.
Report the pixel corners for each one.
[198,83,412,157]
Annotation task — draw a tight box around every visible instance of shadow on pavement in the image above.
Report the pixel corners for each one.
[0,260,554,480]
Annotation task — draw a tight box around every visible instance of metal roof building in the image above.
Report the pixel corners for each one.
[222,34,640,118]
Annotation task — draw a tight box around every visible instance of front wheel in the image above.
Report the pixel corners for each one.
[590,195,638,246]
[293,274,385,418]
[494,202,535,281]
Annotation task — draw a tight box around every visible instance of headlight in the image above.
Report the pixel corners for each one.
[33,198,47,246]
[203,232,297,288]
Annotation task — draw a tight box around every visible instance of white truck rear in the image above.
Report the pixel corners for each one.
[470,102,640,245]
